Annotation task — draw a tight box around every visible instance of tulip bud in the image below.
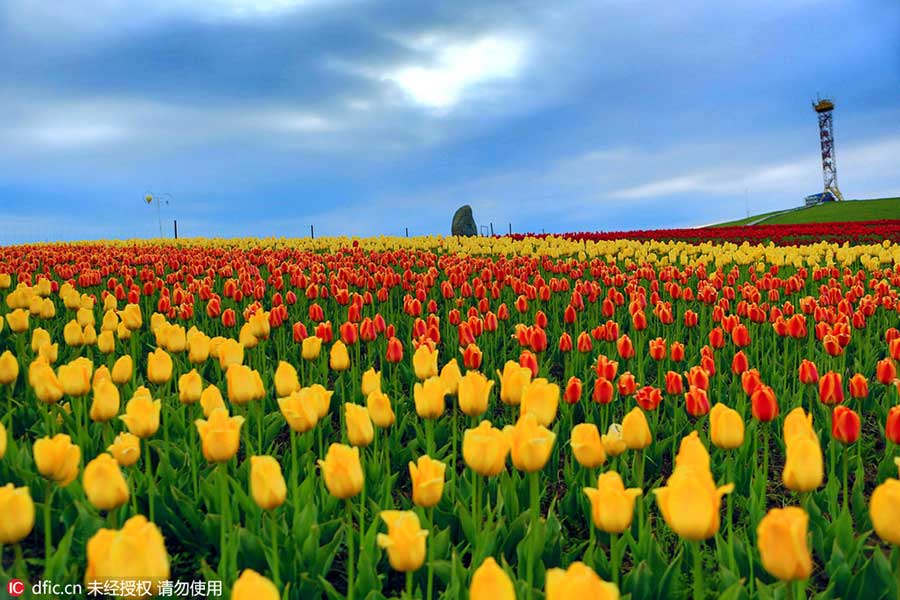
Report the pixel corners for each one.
[750,385,778,422]
[85,515,170,594]
[345,403,374,447]
[520,378,559,426]
[329,340,350,371]
[90,379,121,422]
[709,403,744,450]
[278,388,320,433]
[34,433,81,486]
[409,455,446,508]
[250,455,287,510]
[120,387,161,438]
[546,561,619,600]
[684,386,710,417]
[458,371,494,417]
[570,423,606,468]
[195,408,244,463]
[83,453,129,511]
[848,373,868,399]
[366,390,395,429]
[583,470,640,534]
[621,407,652,450]
[870,477,900,546]
[463,420,509,477]
[146,348,173,384]
[107,432,141,467]
[412,344,438,380]
[0,350,20,385]
[831,405,860,444]
[505,413,556,473]
[414,377,447,419]
[886,405,900,445]
[0,483,35,544]
[782,436,823,492]
[226,364,265,405]
[496,361,531,406]
[756,507,812,581]
[361,368,382,398]
[563,376,582,405]
[798,359,819,385]
[232,569,280,600]
[274,361,301,397]
[318,443,364,499]
[469,557,516,600]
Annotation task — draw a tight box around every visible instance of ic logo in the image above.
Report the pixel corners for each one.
[7,579,25,597]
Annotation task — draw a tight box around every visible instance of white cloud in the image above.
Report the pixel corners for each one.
[385,35,527,109]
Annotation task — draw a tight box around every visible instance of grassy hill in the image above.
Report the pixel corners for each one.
[711,197,900,227]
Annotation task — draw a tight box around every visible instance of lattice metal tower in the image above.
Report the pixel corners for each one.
[813,98,844,200]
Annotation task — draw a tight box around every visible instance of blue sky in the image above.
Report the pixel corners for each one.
[1,0,899,242]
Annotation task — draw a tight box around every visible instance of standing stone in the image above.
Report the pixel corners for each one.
[451,205,477,236]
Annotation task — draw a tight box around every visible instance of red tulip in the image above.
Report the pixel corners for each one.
[848,373,868,399]
[563,304,577,324]
[708,327,725,349]
[798,359,819,385]
[684,310,698,328]
[823,334,843,356]
[595,356,618,380]
[564,377,582,405]
[665,370,684,395]
[592,377,614,404]
[616,335,635,359]
[617,372,636,396]
[519,350,538,378]
[292,321,308,343]
[462,343,483,370]
[731,351,749,374]
[886,405,900,444]
[669,341,685,362]
[876,358,897,385]
[632,310,648,331]
[635,385,662,411]
[339,321,359,346]
[831,406,860,444]
[741,369,762,396]
[534,310,548,329]
[818,371,844,405]
[222,308,237,328]
[385,336,404,363]
[686,365,709,391]
[558,333,573,353]
[576,331,592,353]
[684,386,710,417]
[648,337,666,361]
[731,324,750,347]
[751,385,778,422]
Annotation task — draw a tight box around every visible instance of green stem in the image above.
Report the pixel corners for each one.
[610,531,620,586]
[406,570,413,600]
[426,418,435,456]
[527,471,540,600]
[452,403,458,505]
[894,546,900,600]
[471,470,480,537]
[726,454,736,573]
[270,510,281,587]
[842,444,849,513]
[43,481,53,575]
[145,439,155,522]
[692,540,704,600]
[426,506,434,600]
[346,498,356,600]
[219,464,229,574]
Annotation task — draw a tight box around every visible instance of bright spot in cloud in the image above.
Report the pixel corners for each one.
[387,36,526,109]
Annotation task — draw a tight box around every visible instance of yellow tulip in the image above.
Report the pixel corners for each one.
[248,309,270,340]
[376,510,428,572]
[101,309,119,332]
[119,386,161,438]
[413,344,439,380]
[654,460,733,541]
[346,403,374,447]
[63,319,85,347]
[226,364,265,405]
[366,390,395,428]
[621,407,652,450]
[31,327,51,352]
[218,339,244,369]
[195,408,244,463]
[496,360,532,406]
[546,562,619,600]
[250,455,287,510]
[870,478,900,545]
[301,336,322,360]
[329,340,350,371]
[274,361,300,397]
[0,421,6,459]
[318,443,364,499]
[97,330,116,354]
[782,435,823,492]
[571,423,606,468]
[240,323,257,349]
[146,348,173,384]
[31,361,64,404]
[82,324,98,346]
[463,420,509,477]
[0,483,35,544]
[674,431,710,473]
[469,557,516,600]
[520,378,559,426]
[118,303,143,330]
[58,361,91,396]
[150,313,167,334]
[440,359,462,395]
[307,384,334,419]
[116,321,131,341]
[178,369,203,404]
[38,341,58,363]
[85,515,170,595]
[107,432,141,467]
[39,297,56,319]
[83,453,129,511]
[458,370,494,417]
[709,403,745,450]
[505,413,556,473]
[756,507,813,581]
[76,307,95,328]
[409,455,446,508]
[783,407,816,445]
[414,376,447,419]
[601,424,627,457]
[90,379,121,422]
[278,388,320,433]
[200,384,227,418]
[361,367,382,397]
[7,308,29,332]
[33,433,81,486]
[584,471,642,534]
[232,569,280,600]
[187,332,211,364]
[0,350,19,385]
[111,355,133,385]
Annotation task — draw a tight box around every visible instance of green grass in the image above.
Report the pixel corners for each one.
[710,197,900,227]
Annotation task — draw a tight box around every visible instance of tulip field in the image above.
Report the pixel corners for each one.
[3,230,900,600]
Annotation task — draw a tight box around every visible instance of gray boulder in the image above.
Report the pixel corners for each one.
[451,205,477,236]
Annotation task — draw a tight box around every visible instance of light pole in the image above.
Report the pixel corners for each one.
[144,193,173,237]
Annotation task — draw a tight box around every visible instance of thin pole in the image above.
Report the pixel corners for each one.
[310,225,315,239]
[174,220,178,239]
[490,222,494,236]
[405,227,409,237]
[508,223,512,235]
